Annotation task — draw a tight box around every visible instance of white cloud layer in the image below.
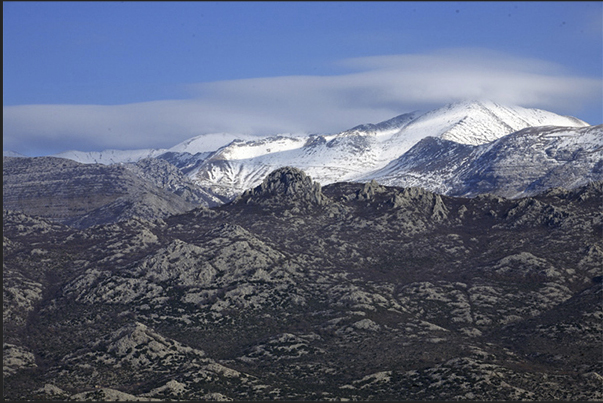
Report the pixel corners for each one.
[4,48,601,156]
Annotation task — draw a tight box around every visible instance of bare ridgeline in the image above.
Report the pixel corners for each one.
[3,103,603,400]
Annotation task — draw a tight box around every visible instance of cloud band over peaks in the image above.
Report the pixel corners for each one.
[4,48,601,156]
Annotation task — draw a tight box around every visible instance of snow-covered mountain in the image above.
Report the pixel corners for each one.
[51,148,170,165]
[48,132,259,166]
[35,100,595,200]
[364,124,603,198]
[183,100,591,198]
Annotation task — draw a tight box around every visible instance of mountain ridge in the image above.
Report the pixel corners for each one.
[3,101,600,225]
[180,100,592,199]
[365,124,603,198]
[2,156,225,228]
[6,100,588,163]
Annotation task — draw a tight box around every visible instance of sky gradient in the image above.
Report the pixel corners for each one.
[3,1,602,156]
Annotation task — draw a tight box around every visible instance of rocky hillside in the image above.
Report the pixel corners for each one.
[2,156,226,228]
[3,167,602,401]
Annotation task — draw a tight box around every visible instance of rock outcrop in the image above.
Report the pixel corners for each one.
[236,166,328,206]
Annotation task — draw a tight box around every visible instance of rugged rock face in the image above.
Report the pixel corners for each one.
[236,166,327,206]
[3,168,602,401]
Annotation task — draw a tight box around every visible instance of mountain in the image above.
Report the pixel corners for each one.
[182,100,591,199]
[366,124,603,198]
[407,100,588,145]
[51,148,170,165]
[39,101,591,202]
[4,167,602,400]
[48,132,254,166]
[4,101,598,227]
[2,156,225,228]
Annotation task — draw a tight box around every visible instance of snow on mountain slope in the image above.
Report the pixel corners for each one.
[369,100,589,167]
[339,112,419,139]
[187,137,311,199]
[358,137,475,195]
[364,124,603,198]
[47,133,267,170]
[187,101,590,199]
[48,133,247,165]
[168,132,260,155]
[40,100,591,200]
[453,124,603,198]
[188,132,396,199]
[407,100,588,146]
[52,148,169,165]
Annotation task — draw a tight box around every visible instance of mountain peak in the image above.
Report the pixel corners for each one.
[409,100,590,146]
[236,167,327,206]
[345,111,419,135]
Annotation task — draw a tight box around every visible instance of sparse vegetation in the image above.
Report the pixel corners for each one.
[3,167,602,400]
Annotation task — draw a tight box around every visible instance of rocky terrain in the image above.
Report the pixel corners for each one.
[3,166,602,401]
[2,156,226,228]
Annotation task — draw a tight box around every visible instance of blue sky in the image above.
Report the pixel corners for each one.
[3,1,602,156]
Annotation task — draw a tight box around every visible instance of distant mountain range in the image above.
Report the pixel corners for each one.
[4,100,602,227]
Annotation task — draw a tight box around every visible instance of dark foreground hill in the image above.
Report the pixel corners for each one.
[3,167,602,400]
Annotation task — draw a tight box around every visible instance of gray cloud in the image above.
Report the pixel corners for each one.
[4,48,601,156]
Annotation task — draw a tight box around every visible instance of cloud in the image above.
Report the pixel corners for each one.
[4,48,601,156]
